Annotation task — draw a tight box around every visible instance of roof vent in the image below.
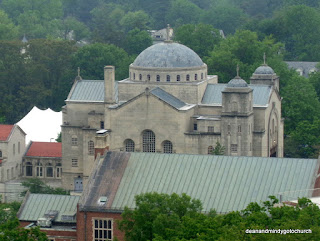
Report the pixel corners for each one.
[99,196,108,204]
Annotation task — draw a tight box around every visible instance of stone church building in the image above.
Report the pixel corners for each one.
[61,41,283,191]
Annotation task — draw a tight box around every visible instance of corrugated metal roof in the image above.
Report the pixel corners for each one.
[68,79,118,102]
[202,84,272,107]
[18,194,80,222]
[150,87,186,109]
[81,152,319,213]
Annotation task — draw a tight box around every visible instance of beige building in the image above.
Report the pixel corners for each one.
[61,41,283,191]
[0,124,26,182]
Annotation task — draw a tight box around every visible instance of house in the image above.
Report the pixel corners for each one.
[22,141,62,188]
[61,40,284,191]
[18,193,79,241]
[285,61,318,77]
[77,151,320,240]
[0,124,26,182]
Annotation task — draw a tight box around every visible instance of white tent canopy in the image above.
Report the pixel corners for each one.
[17,106,62,144]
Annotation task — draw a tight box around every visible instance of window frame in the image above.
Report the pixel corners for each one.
[92,218,113,241]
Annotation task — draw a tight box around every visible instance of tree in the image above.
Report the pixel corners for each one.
[0,9,19,40]
[174,23,221,59]
[72,43,133,80]
[211,141,225,155]
[123,28,152,55]
[21,178,69,196]
[120,10,151,33]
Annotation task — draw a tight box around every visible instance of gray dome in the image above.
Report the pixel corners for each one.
[254,65,274,75]
[132,42,204,68]
[227,77,248,87]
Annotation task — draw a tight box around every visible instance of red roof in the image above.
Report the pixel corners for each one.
[0,125,14,141]
[26,142,62,157]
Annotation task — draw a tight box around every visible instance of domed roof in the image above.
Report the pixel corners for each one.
[227,76,248,88]
[254,65,275,75]
[132,42,204,68]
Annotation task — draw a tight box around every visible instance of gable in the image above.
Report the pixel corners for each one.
[0,124,14,141]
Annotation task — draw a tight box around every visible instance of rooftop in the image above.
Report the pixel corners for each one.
[25,141,62,157]
[0,124,14,141]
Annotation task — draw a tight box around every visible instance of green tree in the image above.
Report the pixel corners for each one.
[57,16,90,41]
[72,43,133,80]
[174,23,221,59]
[123,28,152,55]
[0,9,19,40]
[120,10,151,33]
[21,178,69,196]
[211,141,225,155]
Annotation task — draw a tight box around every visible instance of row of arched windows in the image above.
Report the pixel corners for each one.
[130,72,206,82]
[124,130,173,153]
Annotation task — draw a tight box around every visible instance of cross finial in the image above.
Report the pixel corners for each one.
[166,24,170,41]
[263,52,266,65]
[236,64,239,77]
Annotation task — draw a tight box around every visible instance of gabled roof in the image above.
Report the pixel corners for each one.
[25,141,62,158]
[150,87,187,109]
[202,84,272,107]
[286,61,318,78]
[80,152,319,214]
[18,193,80,223]
[67,79,118,103]
[0,124,14,141]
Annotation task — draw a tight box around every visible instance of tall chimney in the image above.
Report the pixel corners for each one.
[104,66,115,103]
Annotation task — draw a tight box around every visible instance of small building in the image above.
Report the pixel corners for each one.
[77,151,320,240]
[18,193,79,241]
[285,61,318,78]
[0,124,26,182]
[22,141,62,188]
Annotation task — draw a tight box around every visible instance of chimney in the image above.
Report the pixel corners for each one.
[104,66,115,103]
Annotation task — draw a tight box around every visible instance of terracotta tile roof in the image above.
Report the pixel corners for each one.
[0,124,14,141]
[26,142,62,157]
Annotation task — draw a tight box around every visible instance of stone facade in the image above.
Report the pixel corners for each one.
[61,42,284,191]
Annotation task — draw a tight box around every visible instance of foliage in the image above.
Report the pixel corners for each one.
[118,193,320,240]
[56,132,62,143]
[123,29,153,56]
[211,141,225,155]
[21,178,69,196]
[174,23,221,58]
[0,9,19,40]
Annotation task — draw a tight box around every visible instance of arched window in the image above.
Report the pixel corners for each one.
[139,74,142,80]
[125,139,135,152]
[46,163,53,178]
[0,150,2,158]
[195,74,198,80]
[88,141,94,155]
[36,161,43,177]
[26,162,33,177]
[177,75,180,81]
[208,146,214,154]
[201,73,204,79]
[142,130,155,152]
[163,141,173,153]
[157,75,160,82]
[166,75,170,82]
[134,73,136,80]
[147,74,151,81]
[186,74,190,81]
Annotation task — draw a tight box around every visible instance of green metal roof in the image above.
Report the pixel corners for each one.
[18,194,80,222]
[202,84,272,107]
[80,152,319,214]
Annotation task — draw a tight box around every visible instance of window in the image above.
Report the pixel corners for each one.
[139,74,142,80]
[0,150,2,158]
[177,75,180,81]
[166,75,170,82]
[72,136,78,146]
[26,162,33,176]
[228,125,231,135]
[147,74,150,81]
[194,124,198,131]
[195,74,198,80]
[13,144,15,155]
[88,141,94,155]
[72,159,78,167]
[208,126,214,132]
[93,219,113,241]
[157,75,160,82]
[142,130,155,153]
[231,144,238,152]
[56,163,62,178]
[133,73,136,80]
[46,164,53,178]
[201,73,204,79]
[208,146,214,154]
[125,139,135,152]
[100,121,104,129]
[238,125,241,133]
[186,74,190,81]
[36,162,43,177]
[18,142,20,154]
[163,141,173,153]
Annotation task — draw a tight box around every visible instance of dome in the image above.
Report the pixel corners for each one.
[254,65,274,75]
[227,76,248,88]
[132,42,204,68]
